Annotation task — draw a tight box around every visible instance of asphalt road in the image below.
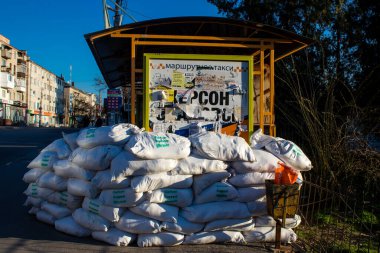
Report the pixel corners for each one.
[0,126,272,253]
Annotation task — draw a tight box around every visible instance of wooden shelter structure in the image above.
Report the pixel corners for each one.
[85,16,313,136]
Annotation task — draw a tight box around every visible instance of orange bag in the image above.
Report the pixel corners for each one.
[274,162,299,185]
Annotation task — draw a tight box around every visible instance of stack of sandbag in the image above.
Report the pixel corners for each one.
[58,124,140,241]
[23,125,309,247]
[177,132,254,245]
[111,132,193,246]
[23,135,78,225]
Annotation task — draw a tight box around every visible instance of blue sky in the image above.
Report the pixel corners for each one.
[0,0,222,94]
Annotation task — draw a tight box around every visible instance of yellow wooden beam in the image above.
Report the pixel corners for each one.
[274,43,308,62]
[270,47,275,136]
[110,33,293,43]
[130,37,136,124]
[134,40,273,49]
[259,50,265,131]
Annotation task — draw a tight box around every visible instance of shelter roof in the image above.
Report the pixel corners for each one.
[85,16,313,89]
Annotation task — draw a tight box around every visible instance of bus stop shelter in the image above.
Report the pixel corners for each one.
[85,16,313,136]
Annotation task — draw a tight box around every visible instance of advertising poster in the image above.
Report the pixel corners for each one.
[144,54,253,138]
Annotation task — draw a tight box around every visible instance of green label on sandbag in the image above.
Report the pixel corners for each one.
[41,155,50,167]
[164,194,178,203]
[89,202,100,214]
[59,192,68,204]
[154,136,169,148]
[216,184,228,198]
[113,200,126,204]
[86,129,96,138]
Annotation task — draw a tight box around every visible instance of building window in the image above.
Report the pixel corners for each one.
[2,90,5,98]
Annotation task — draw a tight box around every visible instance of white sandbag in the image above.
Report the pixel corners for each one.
[53,160,95,181]
[204,218,255,232]
[126,132,191,160]
[183,231,246,244]
[98,188,144,207]
[137,232,184,247]
[160,216,204,235]
[193,171,231,195]
[72,208,111,232]
[131,173,193,193]
[69,145,122,171]
[41,138,71,159]
[247,197,268,216]
[243,227,297,243]
[147,188,193,208]
[231,149,281,173]
[24,183,54,200]
[67,178,98,198]
[92,228,135,246]
[62,131,79,151]
[181,202,251,223]
[36,210,56,225]
[55,216,91,237]
[234,186,266,202]
[24,196,43,207]
[77,124,140,149]
[254,215,302,229]
[111,151,178,177]
[228,172,274,187]
[194,182,238,204]
[189,131,255,162]
[41,201,71,219]
[27,151,58,170]
[115,211,161,234]
[91,170,130,190]
[23,168,48,183]
[250,129,312,171]
[82,197,124,222]
[130,201,179,223]
[46,191,83,210]
[28,207,39,215]
[36,171,67,191]
[170,152,228,175]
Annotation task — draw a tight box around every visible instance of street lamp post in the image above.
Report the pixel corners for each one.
[39,106,42,127]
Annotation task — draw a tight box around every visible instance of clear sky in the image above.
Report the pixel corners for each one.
[0,0,222,95]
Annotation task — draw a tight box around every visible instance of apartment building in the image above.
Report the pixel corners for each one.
[0,34,96,127]
[0,35,28,125]
[64,84,97,127]
[27,61,67,126]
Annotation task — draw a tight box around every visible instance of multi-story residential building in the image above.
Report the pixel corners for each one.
[64,84,96,127]
[0,34,28,125]
[1,34,96,127]
[27,61,68,127]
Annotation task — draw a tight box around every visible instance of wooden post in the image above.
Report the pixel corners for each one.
[260,49,264,131]
[130,36,136,124]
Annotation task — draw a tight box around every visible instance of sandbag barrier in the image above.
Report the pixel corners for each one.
[23,124,309,247]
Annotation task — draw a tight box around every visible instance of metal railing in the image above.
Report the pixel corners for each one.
[293,175,379,252]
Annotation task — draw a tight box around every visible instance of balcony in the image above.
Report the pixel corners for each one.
[1,49,12,59]
[17,65,26,78]
[0,72,15,89]
[17,58,26,65]
[15,79,26,93]
[1,65,11,73]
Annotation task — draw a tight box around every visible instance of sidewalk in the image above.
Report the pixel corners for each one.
[0,237,272,253]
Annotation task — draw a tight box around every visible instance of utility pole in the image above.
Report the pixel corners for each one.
[39,90,42,127]
[114,0,122,27]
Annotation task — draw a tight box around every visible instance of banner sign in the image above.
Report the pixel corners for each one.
[107,89,122,111]
[144,54,253,138]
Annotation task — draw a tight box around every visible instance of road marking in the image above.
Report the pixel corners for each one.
[0,145,37,148]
